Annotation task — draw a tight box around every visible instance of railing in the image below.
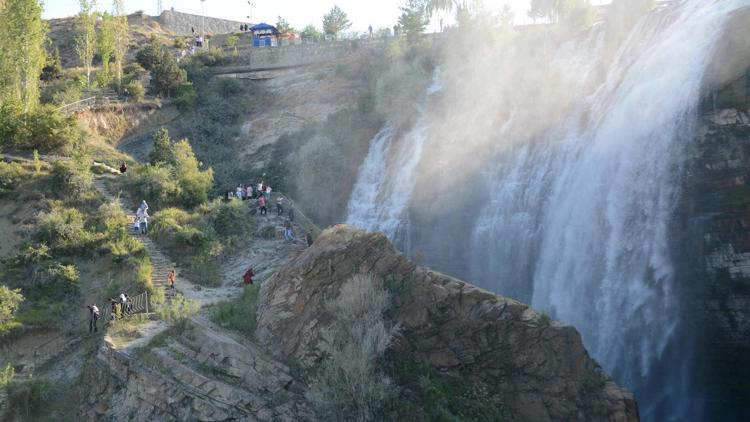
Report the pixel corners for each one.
[30,291,150,373]
[56,96,96,114]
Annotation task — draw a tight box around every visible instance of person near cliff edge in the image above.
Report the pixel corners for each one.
[284,219,294,241]
[243,267,254,285]
[276,197,284,216]
[87,304,100,333]
[306,231,313,247]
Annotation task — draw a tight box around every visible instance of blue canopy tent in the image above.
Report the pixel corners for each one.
[250,23,280,47]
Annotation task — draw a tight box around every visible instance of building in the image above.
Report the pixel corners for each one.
[250,23,280,47]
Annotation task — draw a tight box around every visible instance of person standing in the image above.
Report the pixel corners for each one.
[243,267,254,285]
[258,194,267,215]
[168,269,176,290]
[236,184,244,200]
[246,185,253,200]
[140,211,149,234]
[133,216,140,233]
[288,201,295,223]
[276,197,284,216]
[306,231,313,247]
[284,219,294,241]
[87,304,100,333]
[119,162,127,174]
[265,185,272,200]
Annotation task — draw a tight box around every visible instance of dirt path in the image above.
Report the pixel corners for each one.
[92,177,309,354]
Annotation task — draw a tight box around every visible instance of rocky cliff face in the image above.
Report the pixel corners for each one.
[256,225,638,421]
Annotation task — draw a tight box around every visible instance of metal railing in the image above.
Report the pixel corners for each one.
[56,96,96,114]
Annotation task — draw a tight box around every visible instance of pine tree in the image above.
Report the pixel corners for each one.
[0,0,47,111]
[112,0,129,86]
[149,128,175,165]
[76,0,98,88]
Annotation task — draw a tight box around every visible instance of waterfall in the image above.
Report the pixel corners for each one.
[346,0,748,418]
[345,70,442,240]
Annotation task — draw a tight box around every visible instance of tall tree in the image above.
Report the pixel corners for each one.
[399,0,429,45]
[276,16,293,34]
[0,0,47,111]
[76,0,97,88]
[322,5,351,39]
[301,24,322,41]
[97,12,116,83]
[112,0,129,86]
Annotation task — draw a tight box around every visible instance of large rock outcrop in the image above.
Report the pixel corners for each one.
[256,225,639,421]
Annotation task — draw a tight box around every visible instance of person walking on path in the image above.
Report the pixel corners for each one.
[265,185,272,201]
[246,185,253,200]
[288,201,295,223]
[284,219,295,241]
[132,216,140,233]
[168,269,176,290]
[276,197,284,216]
[140,200,149,213]
[243,267,254,285]
[87,304,100,333]
[140,211,149,234]
[258,194,267,215]
[119,162,127,174]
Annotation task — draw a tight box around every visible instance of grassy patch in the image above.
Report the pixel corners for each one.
[389,360,507,422]
[211,284,259,335]
[154,293,200,322]
[108,313,150,348]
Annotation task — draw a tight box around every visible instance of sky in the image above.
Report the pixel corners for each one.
[42,0,552,33]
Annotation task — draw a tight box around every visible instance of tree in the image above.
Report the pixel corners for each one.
[149,128,175,165]
[75,0,97,88]
[0,0,47,111]
[135,37,168,71]
[150,57,188,97]
[300,24,322,41]
[173,139,213,207]
[399,0,429,45]
[425,0,463,17]
[97,12,116,84]
[0,285,23,331]
[276,16,293,34]
[112,0,129,86]
[529,0,595,27]
[322,5,351,38]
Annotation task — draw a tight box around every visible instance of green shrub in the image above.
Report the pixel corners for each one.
[36,206,85,246]
[124,80,145,102]
[0,286,24,335]
[15,300,66,327]
[0,362,14,386]
[0,104,82,153]
[212,284,259,334]
[173,139,213,207]
[49,160,93,196]
[46,262,80,295]
[4,378,56,420]
[155,293,199,321]
[0,161,27,193]
[129,164,181,209]
[135,37,169,71]
[174,83,197,110]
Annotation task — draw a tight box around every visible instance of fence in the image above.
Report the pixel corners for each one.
[56,96,96,114]
[30,291,149,373]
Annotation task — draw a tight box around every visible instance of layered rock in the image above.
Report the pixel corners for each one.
[256,225,639,421]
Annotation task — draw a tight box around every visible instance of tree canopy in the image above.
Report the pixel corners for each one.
[75,0,98,87]
[322,5,351,38]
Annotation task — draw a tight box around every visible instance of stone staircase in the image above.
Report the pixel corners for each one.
[92,177,179,298]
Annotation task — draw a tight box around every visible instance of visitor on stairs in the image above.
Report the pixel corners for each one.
[140,211,149,234]
[243,267,254,285]
[87,304,100,333]
[276,197,284,216]
[108,298,117,320]
[284,219,295,241]
[132,216,140,233]
[168,269,176,290]
[258,194,267,215]
[140,200,148,212]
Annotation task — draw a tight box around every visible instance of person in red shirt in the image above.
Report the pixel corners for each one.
[243,267,254,285]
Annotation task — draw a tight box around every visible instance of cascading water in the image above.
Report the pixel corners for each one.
[345,70,442,241]
[346,1,749,419]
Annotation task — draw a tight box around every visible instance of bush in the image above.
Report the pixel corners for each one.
[4,378,56,420]
[155,293,199,321]
[173,83,197,110]
[0,286,24,335]
[306,274,399,420]
[173,139,213,207]
[46,262,80,296]
[36,206,86,248]
[212,284,259,334]
[129,164,181,209]
[0,161,28,194]
[49,160,93,196]
[0,104,81,153]
[124,80,145,102]
[135,38,169,71]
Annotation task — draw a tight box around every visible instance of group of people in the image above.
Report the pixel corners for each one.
[133,200,149,235]
[225,181,273,202]
[224,181,302,242]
